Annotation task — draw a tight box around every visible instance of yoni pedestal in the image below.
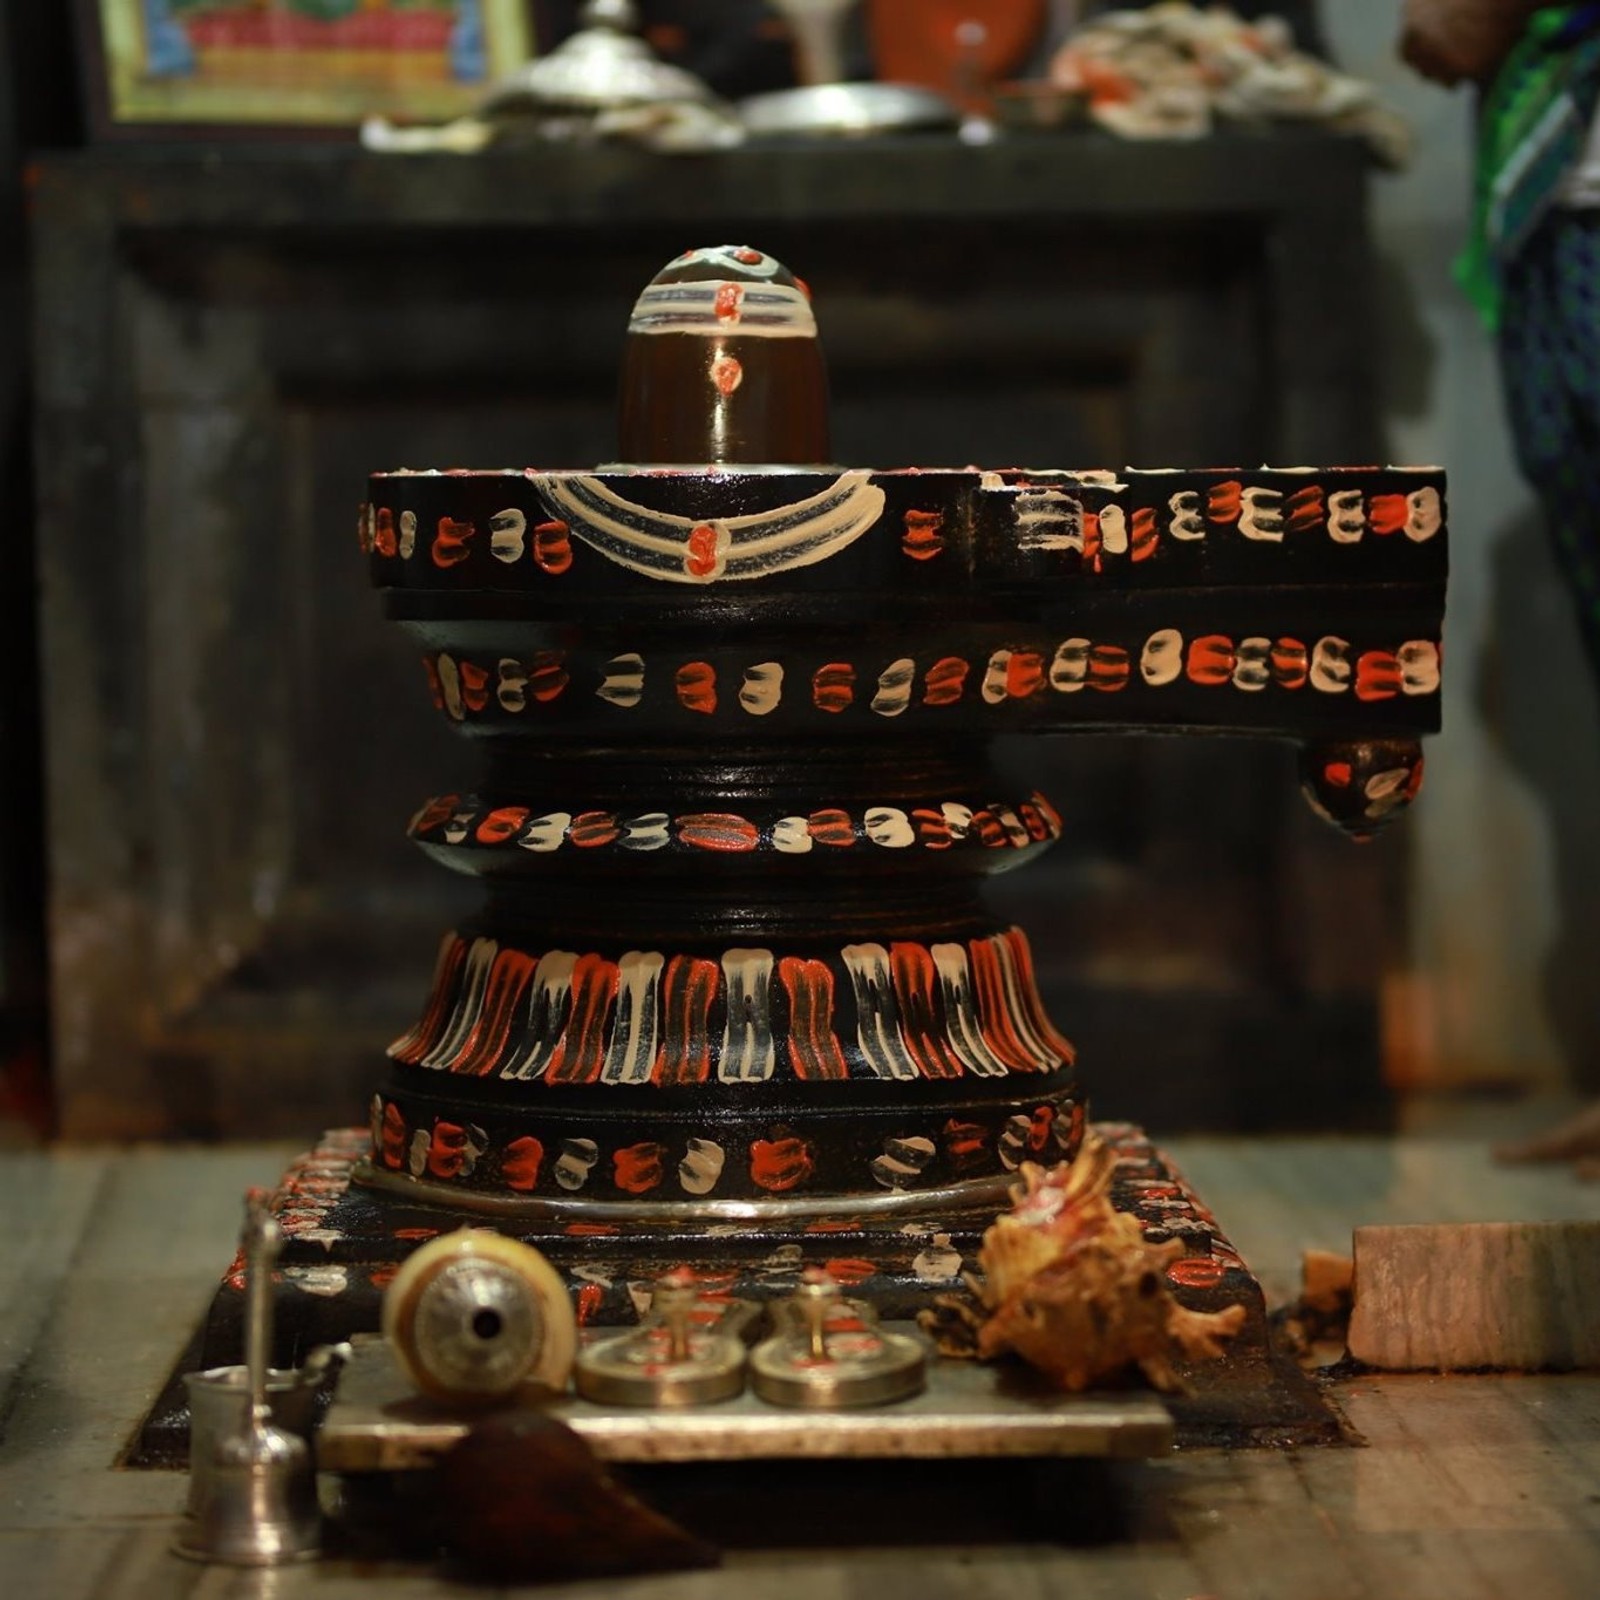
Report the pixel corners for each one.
[350,243,1442,1261]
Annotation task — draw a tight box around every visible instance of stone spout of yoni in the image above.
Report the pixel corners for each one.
[617,245,830,465]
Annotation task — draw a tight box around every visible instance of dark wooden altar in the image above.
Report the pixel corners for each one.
[30,131,1393,1142]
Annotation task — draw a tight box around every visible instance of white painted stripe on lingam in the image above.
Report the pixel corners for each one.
[1014,489,1083,552]
[871,658,915,717]
[1238,487,1284,542]
[718,949,776,1083]
[530,472,884,584]
[930,943,1008,1077]
[1327,488,1365,544]
[991,935,1060,1070]
[602,951,666,1085]
[497,659,528,713]
[628,281,816,338]
[437,654,464,721]
[1310,636,1353,694]
[1049,640,1090,693]
[422,938,497,1071]
[619,813,671,850]
[1406,486,1442,542]
[940,803,974,840]
[992,805,1031,848]
[772,816,813,853]
[387,932,462,1062]
[490,508,526,562]
[1169,490,1206,540]
[1399,640,1441,695]
[501,951,579,1082]
[981,650,1011,705]
[678,1136,726,1196]
[841,943,920,1081]
[864,807,914,848]
[516,812,571,852]
[1140,628,1184,686]
[739,661,784,715]
[1232,637,1272,692]
[597,653,645,707]
[665,247,784,278]
[992,934,1068,1068]
[1098,502,1129,554]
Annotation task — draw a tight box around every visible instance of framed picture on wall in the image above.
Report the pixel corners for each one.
[80,1,535,136]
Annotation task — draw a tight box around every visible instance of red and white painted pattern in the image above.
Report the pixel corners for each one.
[388,927,1075,1087]
[978,473,1444,571]
[421,632,1440,723]
[407,792,1064,856]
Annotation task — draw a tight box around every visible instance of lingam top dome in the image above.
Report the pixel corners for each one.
[618,245,830,466]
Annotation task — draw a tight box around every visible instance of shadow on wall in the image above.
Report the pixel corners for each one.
[1484,507,1600,1093]
[1372,248,1439,427]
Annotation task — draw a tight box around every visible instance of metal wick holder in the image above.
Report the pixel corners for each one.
[175,1196,321,1566]
[576,1277,751,1406]
[750,1273,926,1408]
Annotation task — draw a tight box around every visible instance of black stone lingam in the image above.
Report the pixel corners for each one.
[351,243,1447,1241]
[129,246,1447,1465]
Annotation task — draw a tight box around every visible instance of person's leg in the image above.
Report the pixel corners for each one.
[1494,210,1600,1168]
[1499,209,1600,685]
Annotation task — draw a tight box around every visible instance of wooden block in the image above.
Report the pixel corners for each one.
[1348,1221,1600,1371]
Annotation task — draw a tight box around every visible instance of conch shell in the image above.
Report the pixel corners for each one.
[928,1132,1246,1393]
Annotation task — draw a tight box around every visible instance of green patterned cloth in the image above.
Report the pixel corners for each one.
[1458,4,1600,328]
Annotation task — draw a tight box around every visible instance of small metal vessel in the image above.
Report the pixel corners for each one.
[750,1272,927,1407]
[576,1277,753,1406]
[174,1196,321,1566]
[180,1342,346,1519]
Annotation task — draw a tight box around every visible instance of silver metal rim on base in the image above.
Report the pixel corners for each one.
[353,1158,1017,1223]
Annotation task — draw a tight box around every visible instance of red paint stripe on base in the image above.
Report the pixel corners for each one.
[778,956,849,1081]
[652,955,720,1084]
[544,954,620,1084]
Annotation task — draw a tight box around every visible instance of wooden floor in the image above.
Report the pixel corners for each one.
[3,1119,1599,1599]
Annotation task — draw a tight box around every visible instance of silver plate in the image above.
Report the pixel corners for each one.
[318,1333,1173,1469]
[738,83,960,138]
